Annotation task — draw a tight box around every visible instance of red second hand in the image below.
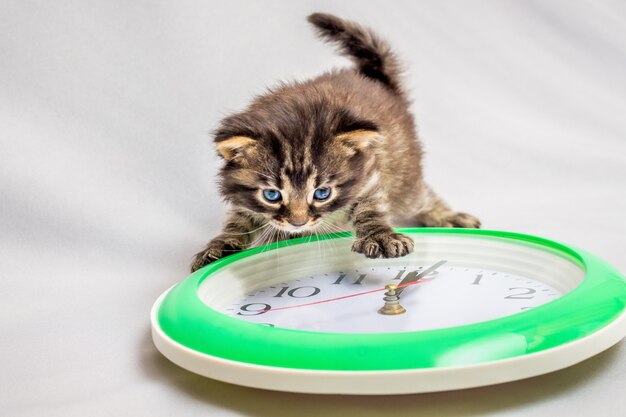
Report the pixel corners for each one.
[263,278,433,313]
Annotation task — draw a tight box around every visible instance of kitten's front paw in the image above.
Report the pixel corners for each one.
[442,212,481,228]
[352,232,414,259]
[419,211,481,228]
[191,238,244,272]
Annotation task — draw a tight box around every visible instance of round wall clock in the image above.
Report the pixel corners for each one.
[151,228,626,394]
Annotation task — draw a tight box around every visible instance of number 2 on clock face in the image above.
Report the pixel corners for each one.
[225,265,561,333]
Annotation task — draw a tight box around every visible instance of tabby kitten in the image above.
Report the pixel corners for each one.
[191,13,480,272]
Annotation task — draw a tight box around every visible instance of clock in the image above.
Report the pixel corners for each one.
[151,228,626,394]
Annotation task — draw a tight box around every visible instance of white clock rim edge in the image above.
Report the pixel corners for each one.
[150,289,626,395]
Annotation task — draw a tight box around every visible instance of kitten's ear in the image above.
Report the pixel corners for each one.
[335,129,381,151]
[335,115,381,151]
[215,136,257,161]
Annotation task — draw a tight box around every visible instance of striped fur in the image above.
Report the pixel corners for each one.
[191,13,480,272]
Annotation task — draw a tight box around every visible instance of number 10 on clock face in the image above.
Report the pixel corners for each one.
[223,264,561,333]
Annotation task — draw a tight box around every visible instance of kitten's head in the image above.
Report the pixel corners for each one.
[214,98,380,234]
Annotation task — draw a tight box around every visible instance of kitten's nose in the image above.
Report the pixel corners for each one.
[288,219,308,227]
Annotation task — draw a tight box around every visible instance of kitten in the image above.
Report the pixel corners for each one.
[191,13,480,272]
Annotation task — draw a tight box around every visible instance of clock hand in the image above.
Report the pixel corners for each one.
[378,260,447,315]
[258,262,446,314]
[395,260,447,296]
[262,277,434,313]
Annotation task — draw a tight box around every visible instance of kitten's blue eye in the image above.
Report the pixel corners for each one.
[263,189,282,202]
[313,187,331,201]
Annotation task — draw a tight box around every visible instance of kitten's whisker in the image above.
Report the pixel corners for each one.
[227,222,271,237]
[317,222,352,259]
[319,220,353,242]
[318,223,342,257]
[261,227,278,270]
[254,232,268,251]
[323,227,352,239]
[320,219,349,233]
[257,224,279,253]
[268,227,278,263]
[251,223,272,248]
[318,228,332,261]
[251,225,272,241]
[317,228,327,260]
[274,229,284,269]
[314,227,323,259]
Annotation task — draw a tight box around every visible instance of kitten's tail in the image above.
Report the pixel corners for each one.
[307,13,404,96]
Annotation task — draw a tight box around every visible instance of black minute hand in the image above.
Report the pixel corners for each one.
[395,260,447,296]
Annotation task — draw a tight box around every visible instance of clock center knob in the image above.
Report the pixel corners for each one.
[378,284,406,315]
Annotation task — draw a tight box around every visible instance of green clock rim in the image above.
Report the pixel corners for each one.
[157,228,626,371]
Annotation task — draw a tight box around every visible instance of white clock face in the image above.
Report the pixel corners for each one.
[199,234,585,334]
[220,264,562,333]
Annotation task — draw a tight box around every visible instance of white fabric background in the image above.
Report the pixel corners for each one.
[1,1,625,416]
